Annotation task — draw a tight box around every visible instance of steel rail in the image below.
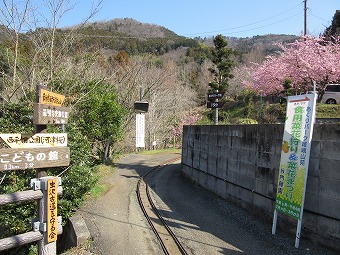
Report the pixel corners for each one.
[136,177,169,255]
[136,156,188,255]
[145,182,188,255]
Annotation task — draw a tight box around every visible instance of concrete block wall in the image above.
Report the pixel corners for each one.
[181,124,340,252]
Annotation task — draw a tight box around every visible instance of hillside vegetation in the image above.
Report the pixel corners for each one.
[204,99,340,125]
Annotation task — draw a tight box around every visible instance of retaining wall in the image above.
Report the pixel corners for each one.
[181,124,340,252]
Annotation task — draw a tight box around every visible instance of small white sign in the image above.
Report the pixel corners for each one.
[136,114,145,148]
[0,133,67,148]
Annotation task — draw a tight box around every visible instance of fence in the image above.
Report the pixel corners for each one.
[0,176,62,254]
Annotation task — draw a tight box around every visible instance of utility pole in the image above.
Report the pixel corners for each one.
[304,0,308,35]
[214,90,219,125]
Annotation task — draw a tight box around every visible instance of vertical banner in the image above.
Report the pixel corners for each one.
[47,178,58,243]
[136,113,145,148]
[272,93,316,248]
[274,94,316,220]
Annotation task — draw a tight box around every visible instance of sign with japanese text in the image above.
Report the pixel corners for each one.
[0,133,67,148]
[33,103,70,125]
[47,177,58,243]
[274,94,316,220]
[0,147,70,171]
[207,101,224,109]
[207,92,225,101]
[39,88,65,106]
[136,113,145,148]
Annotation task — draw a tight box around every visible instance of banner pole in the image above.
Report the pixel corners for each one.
[295,219,302,248]
[272,210,278,235]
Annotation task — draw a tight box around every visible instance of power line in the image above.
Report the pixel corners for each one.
[182,2,304,37]
[308,10,331,23]
[185,12,304,37]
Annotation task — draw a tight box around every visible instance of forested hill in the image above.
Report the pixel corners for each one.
[77,18,178,38]
[63,18,199,55]
[0,17,298,57]
[61,18,298,56]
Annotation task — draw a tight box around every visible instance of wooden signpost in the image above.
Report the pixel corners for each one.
[0,85,70,255]
[35,86,68,254]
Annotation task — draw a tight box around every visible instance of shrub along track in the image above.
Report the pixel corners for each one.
[136,156,188,255]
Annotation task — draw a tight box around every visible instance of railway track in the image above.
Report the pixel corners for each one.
[136,156,188,255]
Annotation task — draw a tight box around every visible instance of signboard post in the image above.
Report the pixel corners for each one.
[272,93,317,248]
[207,91,225,125]
[35,85,69,254]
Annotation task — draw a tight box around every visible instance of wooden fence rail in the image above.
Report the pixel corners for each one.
[0,187,62,206]
[0,231,43,251]
[0,177,62,254]
[0,228,63,252]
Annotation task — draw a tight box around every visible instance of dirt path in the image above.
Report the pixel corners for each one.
[78,152,181,255]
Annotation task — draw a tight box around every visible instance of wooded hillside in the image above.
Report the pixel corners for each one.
[0,17,301,151]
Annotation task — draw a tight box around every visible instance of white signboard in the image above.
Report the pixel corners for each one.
[0,133,67,148]
[136,114,145,148]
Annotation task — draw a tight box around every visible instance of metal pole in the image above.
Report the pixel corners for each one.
[304,0,308,36]
[214,90,219,125]
[272,210,278,235]
[214,106,218,125]
[259,94,263,124]
[295,219,302,248]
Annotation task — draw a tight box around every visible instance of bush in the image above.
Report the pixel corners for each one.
[74,84,126,161]
[0,102,98,254]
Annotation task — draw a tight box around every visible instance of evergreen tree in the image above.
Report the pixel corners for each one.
[208,34,234,92]
[324,10,340,41]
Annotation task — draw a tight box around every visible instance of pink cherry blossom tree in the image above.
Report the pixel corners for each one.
[245,36,340,100]
[172,110,202,138]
